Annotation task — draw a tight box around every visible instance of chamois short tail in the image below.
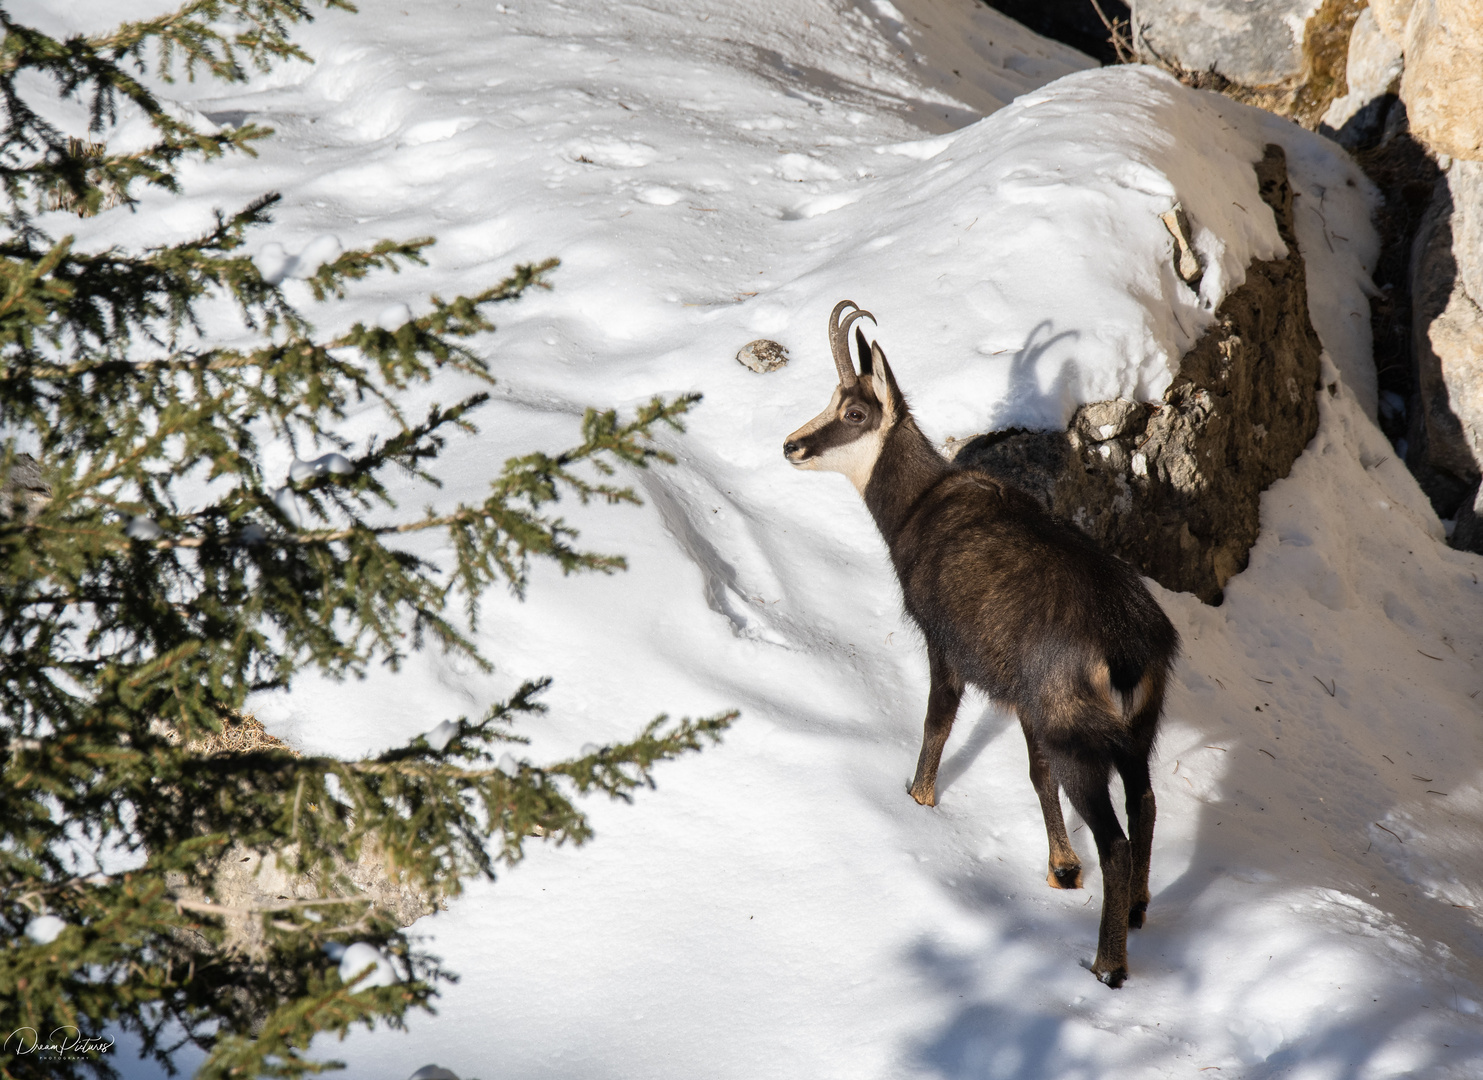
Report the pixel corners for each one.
[1087,657,1166,727]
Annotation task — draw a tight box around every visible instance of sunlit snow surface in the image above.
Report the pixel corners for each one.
[26,0,1483,1075]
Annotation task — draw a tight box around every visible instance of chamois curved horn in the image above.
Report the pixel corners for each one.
[838,308,877,376]
[828,300,859,385]
[828,301,876,385]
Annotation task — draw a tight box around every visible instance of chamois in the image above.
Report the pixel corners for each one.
[784,301,1179,987]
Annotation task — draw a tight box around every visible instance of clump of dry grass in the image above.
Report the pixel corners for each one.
[151,712,300,757]
[42,137,130,216]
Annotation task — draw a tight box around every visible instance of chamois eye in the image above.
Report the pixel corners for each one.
[843,407,867,424]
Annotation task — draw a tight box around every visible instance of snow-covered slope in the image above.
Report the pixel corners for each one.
[27,0,1483,1076]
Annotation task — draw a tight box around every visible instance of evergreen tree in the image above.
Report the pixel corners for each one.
[0,3,732,1077]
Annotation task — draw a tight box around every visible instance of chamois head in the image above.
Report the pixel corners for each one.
[783,300,906,492]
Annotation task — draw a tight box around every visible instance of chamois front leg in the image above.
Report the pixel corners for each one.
[1021,718,1082,890]
[908,649,962,807]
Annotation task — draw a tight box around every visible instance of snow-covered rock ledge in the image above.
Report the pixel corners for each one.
[957,144,1324,603]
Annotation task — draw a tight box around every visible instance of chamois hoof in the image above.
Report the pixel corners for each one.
[1093,963,1128,989]
[1047,865,1083,890]
[1128,902,1148,929]
[908,783,936,807]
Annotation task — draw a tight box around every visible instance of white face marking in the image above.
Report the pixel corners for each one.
[786,383,888,494]
[796,425,885,494]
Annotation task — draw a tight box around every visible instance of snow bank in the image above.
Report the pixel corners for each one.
[758,65,1293,435]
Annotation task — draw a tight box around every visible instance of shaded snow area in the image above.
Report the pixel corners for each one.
[31,0,1483,1075]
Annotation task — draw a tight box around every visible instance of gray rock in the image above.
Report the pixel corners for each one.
[1321,6,1404,146]
[1450,159,1483,306]
[736,339,789,373]
[1399,0,1483,161]
[157,717,443,1037]
[169,837,441,958]
[1077,399,1145,441]
[953,146,1322,603]
[1131,0,1320,86]
[1,453,49,521]
[1406,163,1483,530]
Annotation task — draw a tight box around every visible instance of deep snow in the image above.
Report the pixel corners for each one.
[25,0,1483,1076]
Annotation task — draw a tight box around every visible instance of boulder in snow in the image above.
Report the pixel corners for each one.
[0,453,49,521]
[736,339,790,373]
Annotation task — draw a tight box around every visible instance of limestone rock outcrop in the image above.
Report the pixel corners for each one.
[1040,0,1483,558]
[1396,0,1483,160]
[1368,0,1417,41]
[1355,0,1483,552]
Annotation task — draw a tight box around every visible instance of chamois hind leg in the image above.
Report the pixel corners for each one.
[1061,758,1133,988]
[1117,749,1156,929]
[908,647,963,807]
[1020,716,1081,889]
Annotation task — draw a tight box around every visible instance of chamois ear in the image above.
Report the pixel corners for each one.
[870,341,901,416]
[856,326,874,376]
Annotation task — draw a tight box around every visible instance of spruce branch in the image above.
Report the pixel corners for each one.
[0,4,730,1076]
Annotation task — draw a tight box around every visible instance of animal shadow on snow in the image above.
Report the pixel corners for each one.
[905,692,1483,1079]
[1001,320,1080,433]
[910,915,1483,1080]
[932,701,1015,797]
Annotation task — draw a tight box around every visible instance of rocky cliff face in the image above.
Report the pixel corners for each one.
[1411,161,1483,549]
[952,146,1322,603]
[1123,0,1483,554]
[1364,0,1483,552]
